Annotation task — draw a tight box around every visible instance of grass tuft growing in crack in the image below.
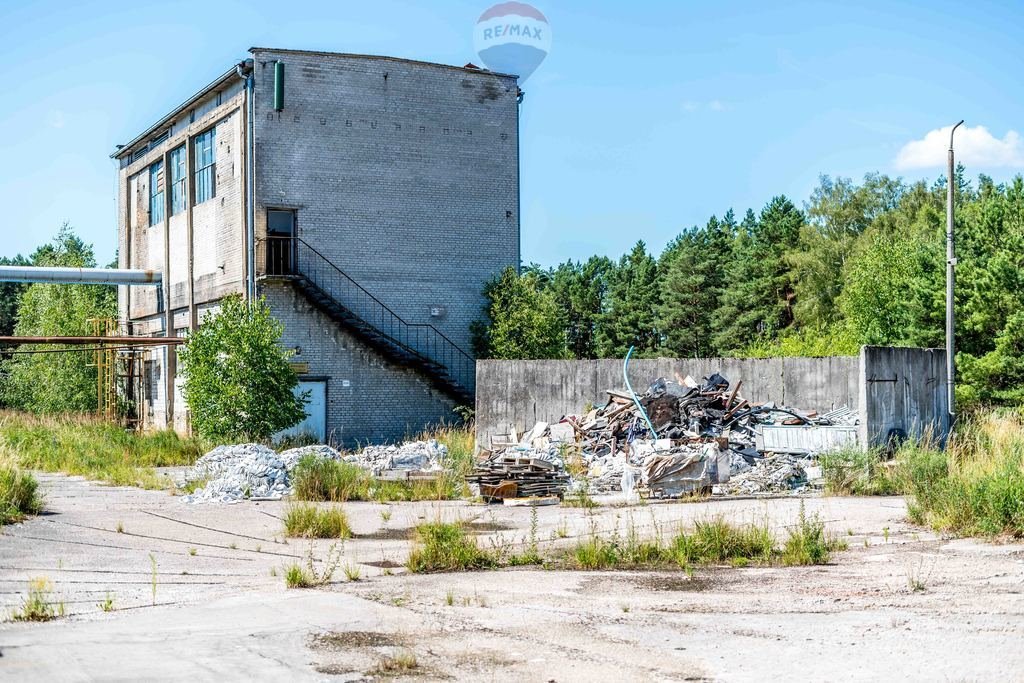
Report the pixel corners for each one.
[283,503,351,539]
[781,502,847,566]
[284,543,344,588]
[406,521,497,573]
[9,577,63,622]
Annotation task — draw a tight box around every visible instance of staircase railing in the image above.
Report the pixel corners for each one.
[265,236,475,395]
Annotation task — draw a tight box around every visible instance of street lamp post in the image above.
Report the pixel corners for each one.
[946,120,964,429]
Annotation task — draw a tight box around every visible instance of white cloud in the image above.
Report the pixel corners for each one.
[48,110,66,129]
[894,124,1024,170]
[681,100,728,113]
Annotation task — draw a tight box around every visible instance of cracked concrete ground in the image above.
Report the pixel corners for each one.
[1,472,1023,681]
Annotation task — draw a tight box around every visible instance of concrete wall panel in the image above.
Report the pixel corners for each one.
[476,356,859,443]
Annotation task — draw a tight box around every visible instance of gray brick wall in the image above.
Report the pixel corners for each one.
[251,49,520,353]
[263,282,457,445]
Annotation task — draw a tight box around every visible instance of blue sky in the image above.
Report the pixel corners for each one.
[1,0,1021,266]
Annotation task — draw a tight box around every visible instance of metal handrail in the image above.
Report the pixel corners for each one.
[265,236,475,393]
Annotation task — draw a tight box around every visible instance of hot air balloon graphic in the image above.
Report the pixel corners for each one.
[473,2,551,83]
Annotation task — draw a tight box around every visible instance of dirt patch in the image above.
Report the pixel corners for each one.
[630,573,717,592]
[312,631,405,650]
[463,521,513,533]
[354,528,415,541]
[577,572,720,594]
[362,559,404,569]
[314,663,359,676]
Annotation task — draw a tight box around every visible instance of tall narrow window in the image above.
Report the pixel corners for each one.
[194,128,216,204]
[149,161,164,226]
[169,145,187,215]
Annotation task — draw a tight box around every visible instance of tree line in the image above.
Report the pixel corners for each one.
[0,225,116,412]
[472,169,1024,407]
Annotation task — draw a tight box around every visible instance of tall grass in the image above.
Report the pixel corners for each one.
[902,409,1024,537]
[821,446,906,496]
[291,457,461,502]
[293,423,475,503]
[567,515,829,570]
[0,411,207,488]
[0,460,42,525]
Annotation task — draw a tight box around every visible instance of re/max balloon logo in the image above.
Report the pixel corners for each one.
[473,2,551,83]
[480,23,545,42]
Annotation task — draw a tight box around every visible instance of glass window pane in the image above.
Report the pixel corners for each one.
[169,146,186,215]
[149,161,164,226]
[194,129,216,204]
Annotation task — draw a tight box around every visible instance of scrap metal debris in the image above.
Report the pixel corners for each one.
[478,372,855,501]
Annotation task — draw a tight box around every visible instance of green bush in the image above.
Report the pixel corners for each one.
[177,295,307,442]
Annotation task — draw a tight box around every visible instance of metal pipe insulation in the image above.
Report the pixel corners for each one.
[0,266,161,285]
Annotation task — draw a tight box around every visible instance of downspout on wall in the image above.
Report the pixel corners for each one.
[236,60,256,301]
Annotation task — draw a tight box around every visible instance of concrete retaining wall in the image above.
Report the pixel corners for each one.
[475,347,949,450]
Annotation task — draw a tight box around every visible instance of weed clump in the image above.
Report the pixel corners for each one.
[0,461,42,525]
[565,513,836,571]
[782,502,845,566]
[10,578,63,622]
[406,522,496,573]
[371,650,418,675]
[671,517,776,566]
[283,504,352,539]
[284,543,344,588]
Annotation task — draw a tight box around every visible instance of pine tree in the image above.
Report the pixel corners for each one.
[597,241,660,357]
[657,214,735,358]
[545,256,612,359]
[713,198,803,352]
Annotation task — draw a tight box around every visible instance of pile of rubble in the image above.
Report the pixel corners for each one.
[479,372,856,500]
[181,444,343,504]
[344,439,448,476]
[180,439,451,504]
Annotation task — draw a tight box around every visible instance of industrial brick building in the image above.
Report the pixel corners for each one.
[113,47,520,444]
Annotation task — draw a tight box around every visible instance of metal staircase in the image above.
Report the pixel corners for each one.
[263,236,475,404]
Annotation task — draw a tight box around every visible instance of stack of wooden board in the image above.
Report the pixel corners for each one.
[466,455,570,502]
